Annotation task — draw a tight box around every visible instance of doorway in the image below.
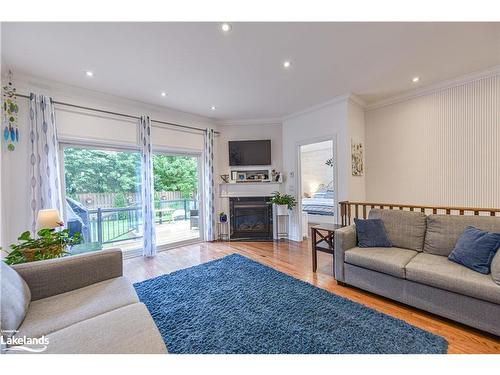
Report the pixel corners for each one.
[298,138,337,240]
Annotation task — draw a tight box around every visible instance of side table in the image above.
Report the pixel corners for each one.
[311,223,344,272]
[218,221,230,241]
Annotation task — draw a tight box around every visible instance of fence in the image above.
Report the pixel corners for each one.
[85,199,198,244]
[74,191,182,210]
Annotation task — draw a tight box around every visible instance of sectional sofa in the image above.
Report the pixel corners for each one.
[1,248,167,354]
[334,209,500,336]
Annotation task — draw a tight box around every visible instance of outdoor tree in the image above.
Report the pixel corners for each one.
[64,148,198,199]
[153,155,198,198]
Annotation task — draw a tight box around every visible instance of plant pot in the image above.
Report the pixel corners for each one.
[275,204,289,216]
[19,244,65,262]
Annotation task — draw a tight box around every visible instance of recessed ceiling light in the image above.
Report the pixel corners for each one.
[283,60,291,69]
[211,106,216,111]
[220,23,232,33]
[412,76,420,83]
[85,70,94,77]
[161,92,167,97]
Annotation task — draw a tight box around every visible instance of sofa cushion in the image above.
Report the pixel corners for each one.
[41,303,167,354]
[344,247,418,278]
[448,226,500,274]
[354,218,392,247]
[16,276,139,338]
[1,262,31,336]
[492,251,500,286]
[405,253,500,304]
[368,209,426,251]
[423,215,500,256]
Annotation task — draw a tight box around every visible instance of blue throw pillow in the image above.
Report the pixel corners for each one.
[448,226,500,274]
[354,218,392,248]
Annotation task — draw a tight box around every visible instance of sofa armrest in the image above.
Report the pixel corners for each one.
[12,248,123,301]
[334,225,357,282]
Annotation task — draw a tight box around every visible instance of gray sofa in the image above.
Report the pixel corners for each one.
[1,249,167,354]
[334,209,500,336]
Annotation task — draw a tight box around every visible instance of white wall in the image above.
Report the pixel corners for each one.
[347,99,366,201]
[1,74,216,248]
[365,74,500,208]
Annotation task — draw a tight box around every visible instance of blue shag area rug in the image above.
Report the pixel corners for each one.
[134,254,448,354]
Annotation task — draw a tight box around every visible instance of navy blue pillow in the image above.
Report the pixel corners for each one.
[354,218,392,248]
[448,226,500,274]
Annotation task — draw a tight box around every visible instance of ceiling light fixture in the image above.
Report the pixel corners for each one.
[211,106,216,111]
[161,92,167,97]
[85,70,94,77]
[283,60,291,69]
[220,23,232,33]
[412,76,420,83]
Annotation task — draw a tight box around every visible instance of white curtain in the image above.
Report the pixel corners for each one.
[140,115,156,257]
[204,128,215,241]
[28,94,63,234]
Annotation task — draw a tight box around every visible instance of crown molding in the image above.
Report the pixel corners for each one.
[282,93,352,122]
[218,93,360,126]
[216,117,283,126]
[347,94,367,108]
[366,65,500,111]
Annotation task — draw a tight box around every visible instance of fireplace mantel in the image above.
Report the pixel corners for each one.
[219,182,282,198]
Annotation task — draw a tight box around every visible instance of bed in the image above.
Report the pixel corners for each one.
[301,190,335,216]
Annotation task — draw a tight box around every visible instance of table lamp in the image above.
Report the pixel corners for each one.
[36,209,64,230]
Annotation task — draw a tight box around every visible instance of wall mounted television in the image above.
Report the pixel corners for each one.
[229,140,271,166]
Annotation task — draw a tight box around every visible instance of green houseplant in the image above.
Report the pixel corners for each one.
[269,191,297,215]
[2,229,81,265]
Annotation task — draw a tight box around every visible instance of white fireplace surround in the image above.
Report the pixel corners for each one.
[219,182,282,198]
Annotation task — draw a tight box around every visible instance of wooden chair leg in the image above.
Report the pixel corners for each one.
[311,229,317,272]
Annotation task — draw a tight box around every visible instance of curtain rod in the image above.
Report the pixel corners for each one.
[16,93,220,135]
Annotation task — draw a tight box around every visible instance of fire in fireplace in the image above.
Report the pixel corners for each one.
[229,197,273,241]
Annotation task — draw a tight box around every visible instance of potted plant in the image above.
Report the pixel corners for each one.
[2,229,81,265]
[269,191,297,215]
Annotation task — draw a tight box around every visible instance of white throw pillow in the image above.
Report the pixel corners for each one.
[1,262,31,337]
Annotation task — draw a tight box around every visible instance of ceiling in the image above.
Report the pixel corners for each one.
[2,22,499,121]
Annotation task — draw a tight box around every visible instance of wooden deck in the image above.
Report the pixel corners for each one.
[105,220,200,253]
[123,240,500,354]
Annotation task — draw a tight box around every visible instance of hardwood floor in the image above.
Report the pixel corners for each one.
[123,239,500,354]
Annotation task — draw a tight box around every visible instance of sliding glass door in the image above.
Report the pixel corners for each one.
[152,153,202,247]
[61,145,203,255]
[62,145,143,254]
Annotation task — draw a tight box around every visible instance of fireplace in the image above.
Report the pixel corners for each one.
[230,197,273,241]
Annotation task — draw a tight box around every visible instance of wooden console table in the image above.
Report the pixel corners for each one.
[311,223,343,272]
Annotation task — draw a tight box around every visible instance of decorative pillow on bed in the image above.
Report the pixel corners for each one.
[354,218,392,248]
[448,226,500,274]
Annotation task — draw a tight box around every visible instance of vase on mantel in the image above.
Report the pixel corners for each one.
[275,204,288,216]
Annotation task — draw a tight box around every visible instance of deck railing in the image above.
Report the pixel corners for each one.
[339,201,500,226]
[86,199,198,244]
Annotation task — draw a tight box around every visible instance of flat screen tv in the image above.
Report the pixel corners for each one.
[229,140,271,166]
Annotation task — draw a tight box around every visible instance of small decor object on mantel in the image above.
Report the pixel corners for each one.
[269,191,296,215]
[2,70,19,152]
[220,174,230,183]
[219,212,228,223]
[351,139,364,176]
